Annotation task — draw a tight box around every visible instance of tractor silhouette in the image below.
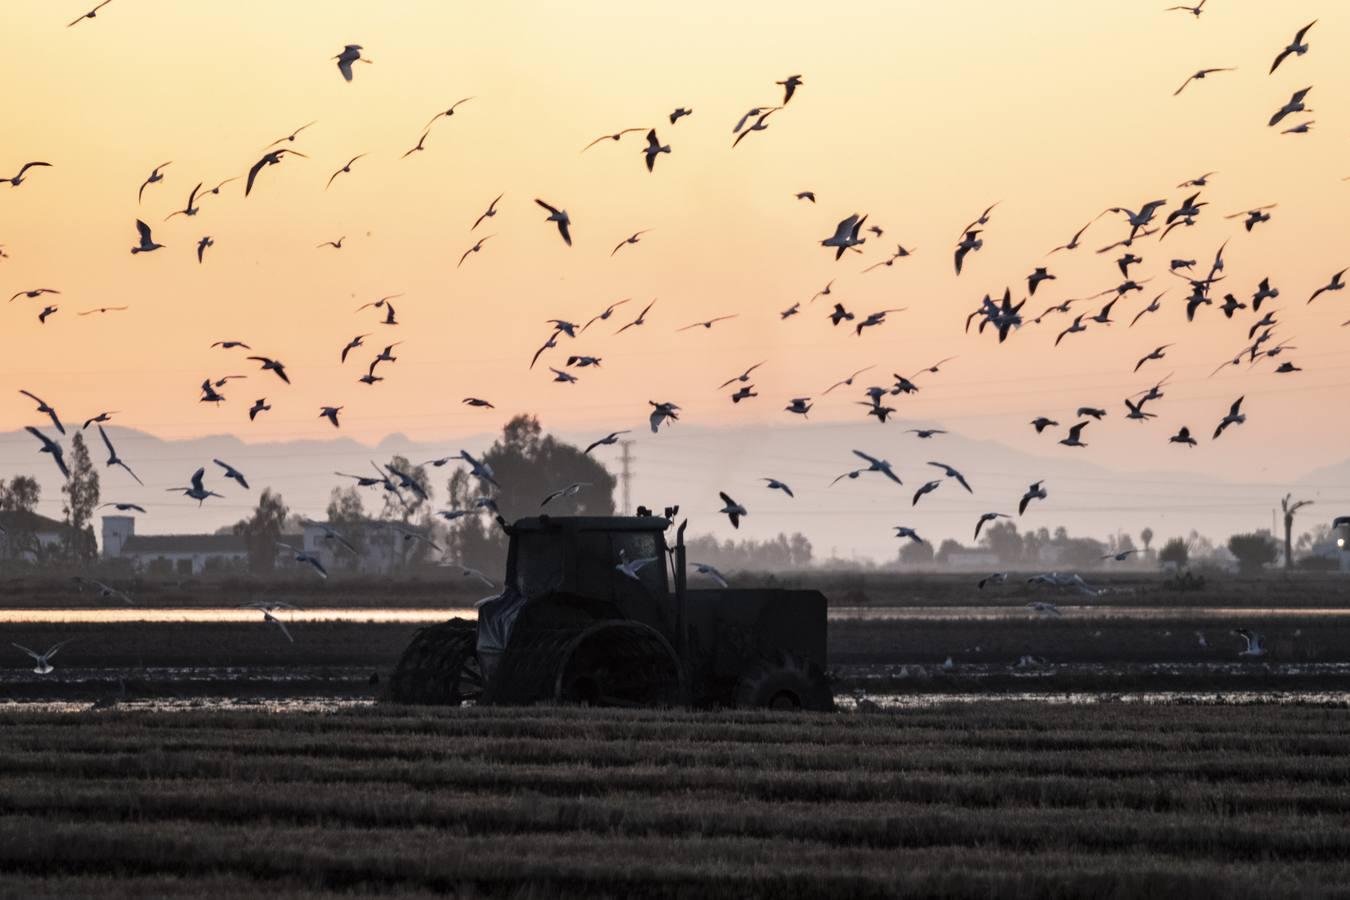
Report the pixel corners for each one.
[389,515,832,710]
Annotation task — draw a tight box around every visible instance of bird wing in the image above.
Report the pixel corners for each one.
[244,155,269,196]
[534,198,560,216]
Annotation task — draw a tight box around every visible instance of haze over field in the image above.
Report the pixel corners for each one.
[1,0,1348,561]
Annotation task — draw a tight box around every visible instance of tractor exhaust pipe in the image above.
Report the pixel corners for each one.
[674,519,688,663]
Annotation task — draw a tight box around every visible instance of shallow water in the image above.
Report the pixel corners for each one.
[5,605,1350,624]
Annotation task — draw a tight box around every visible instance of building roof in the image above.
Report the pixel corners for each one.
[511,515,668,533]
[0,509,68,534]
[121,533,247,555]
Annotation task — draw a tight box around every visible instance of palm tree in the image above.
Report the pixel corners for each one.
[1280,494,1313,571]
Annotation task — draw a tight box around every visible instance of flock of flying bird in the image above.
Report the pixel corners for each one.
[3,4,1345,663]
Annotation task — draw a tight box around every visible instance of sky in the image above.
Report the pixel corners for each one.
[1,0,1348,557]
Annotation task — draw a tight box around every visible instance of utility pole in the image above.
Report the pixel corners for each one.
[618,440,634,515]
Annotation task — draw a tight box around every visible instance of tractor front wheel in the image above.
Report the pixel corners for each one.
[387,617,484,705]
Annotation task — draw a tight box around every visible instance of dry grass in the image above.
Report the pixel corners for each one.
[1,704,1349,898]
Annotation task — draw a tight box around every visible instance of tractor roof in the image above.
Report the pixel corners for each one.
[510,515,671,533]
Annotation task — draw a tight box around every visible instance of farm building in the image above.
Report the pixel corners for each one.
[101,515,249,575]
[299,519,433,575]
[0,510,71,561]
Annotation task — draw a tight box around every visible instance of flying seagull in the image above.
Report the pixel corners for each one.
[0,161,52,188]
[534,199,572,246]
[473,194,503,229]
[319,406,343,428]
[458,235,494,267]
[246,356,290,383]
[97,426,142,485]
[11,639,75,675]
[777,74,803,104]
[334,44,371,82]
[1174,68,1235,96]
[582,128,645,151]
[19,390,64,434]
[196,236,213,263]
[1308,269,1346,304]
[611,230,650,256]
[130,219,163,254]
[718,491,747,528]
[1019,481,1047,515]
[326,153,367,189]
[762,478,794,498]
[1213,396,1246,439]
[1270,21,1316,74]
[541,482,589,507]
[245,149,306,197]
[137,160,171,203]
[25,427,68,478]
[584,431,630,454]
[425,97,473,127]
[213,459,249,490]
[165,182,203,219]
[642,130,670,172]
[1268,87,1312,128]
[166,468,222,506]
[266,121,316,148]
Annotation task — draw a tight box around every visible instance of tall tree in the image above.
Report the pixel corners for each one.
[1140,527,1154,554]
[444,415,618,571]
[380,455,432,525]
[1280,494,1313,571]
[0,476,41,513]
[324,486,369,573]
[60,433,99,563]
[234,488,289,574]
[1228,531,1279,576]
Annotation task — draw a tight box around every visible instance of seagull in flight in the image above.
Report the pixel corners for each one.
[1308,269,1346,303]
[649,401,680,433]
[1233,628,1266,658]
[326,153,367,189]
[25,427,68,478]
[11,639,76,675]
[9,288,59,303]
[458,235,494,267]
[582,128,645,151]
[138,160,171,203]
[852,450,902,485]
[670,107,693,124]
[67,0,113,26]
[611,230,650,256]
[762,478,794,498]
[1019,481,1047,515]
[581,298,630,332]
[678,315,736,332]
[246,356,290,383]
[0,161,52,188]
[319,406,343,428]
[426,97,474,127]
[1270,21,1316,74]
[584,431,629,454]
[248,399,270,421]
[196,236,214,263]
[1135,344,1172,372]
[401,131,431,158]
[928,462,972,493]
[821,214,868,259]
[732,108,778,147]
[99,502,146,513]
[213,459,249,490]
[824,366,874,394]
[616,299,656,334]
[1213,396,1246,439]
[317,237,345,250]
[266,121,316,148]
[473,194,503,230]
[245,149,306,197]
[97,426,142,485]
[1225,205,1276,232]
[1169,426,1197,447]
[1165,1,1205,17]
[718,491,747,528]
[974,512,1010,541]
[462,397,494,409]
[912,480,942,506]
[719,362,764,389]
[166,468,223,506]
[1059,422,1090,448]
[691,563,729,588]
[642,130,670,172]
[1268,87,1312,127]
[541,482,589,507]
[334,44,371,82]
[535,199,572,246]
[777,74,803,104]
[615,548,658,582]
[954,230,983,275]
[1174,67,1235,95]
[130,219,163,254]
[19,390,64,433]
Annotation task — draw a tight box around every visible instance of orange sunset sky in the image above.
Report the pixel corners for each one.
[0,0,1348,551]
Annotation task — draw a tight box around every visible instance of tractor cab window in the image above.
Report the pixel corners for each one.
[609,530,667,596]
[512,533,567,597]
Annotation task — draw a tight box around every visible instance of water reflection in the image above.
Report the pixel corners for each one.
[5,605,1350,624]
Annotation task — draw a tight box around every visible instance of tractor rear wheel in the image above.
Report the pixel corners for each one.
[735,651,834,712]
[387,617,484,705]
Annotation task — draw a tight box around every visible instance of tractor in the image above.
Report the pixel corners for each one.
[389,514,832,710]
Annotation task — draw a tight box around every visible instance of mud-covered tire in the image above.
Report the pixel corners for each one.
[387,617,484,705]
[735,651,834,712]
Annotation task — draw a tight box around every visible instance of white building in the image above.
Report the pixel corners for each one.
[0,511,71,561]
[102,515,248,575]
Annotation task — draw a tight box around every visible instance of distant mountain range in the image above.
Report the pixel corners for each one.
[1,421,1345,563]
